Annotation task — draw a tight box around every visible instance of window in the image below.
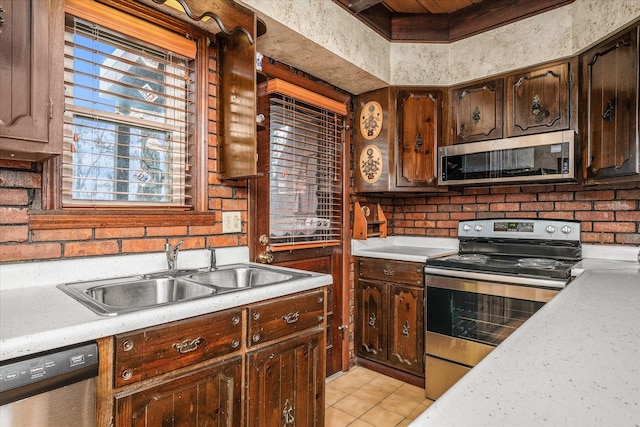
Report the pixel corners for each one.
[63,8,195,208]
[268,91,343,249]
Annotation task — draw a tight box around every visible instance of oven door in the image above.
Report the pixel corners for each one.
[425,273,559,399]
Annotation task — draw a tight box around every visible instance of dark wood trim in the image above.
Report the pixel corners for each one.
[261,59,351,104]
[29,211,216,229]
[333,0,574,43]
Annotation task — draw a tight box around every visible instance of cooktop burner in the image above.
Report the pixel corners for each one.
[516,258,562,269]
[427,253,577,281]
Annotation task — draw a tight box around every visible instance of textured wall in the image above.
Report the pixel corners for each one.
[243,0,640,92]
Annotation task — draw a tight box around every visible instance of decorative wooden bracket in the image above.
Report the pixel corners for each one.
[151,0,255,44]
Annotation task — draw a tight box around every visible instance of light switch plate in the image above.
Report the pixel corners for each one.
[222,211,242,233]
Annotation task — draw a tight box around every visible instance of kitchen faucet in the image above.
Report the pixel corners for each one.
[165,239,183,270]
[206,245,217,271]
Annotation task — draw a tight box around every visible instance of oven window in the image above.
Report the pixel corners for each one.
[427,287,545,346]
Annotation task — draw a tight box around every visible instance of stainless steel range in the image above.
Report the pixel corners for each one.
[424,218,581,400]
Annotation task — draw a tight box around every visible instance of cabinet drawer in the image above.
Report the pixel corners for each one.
[114,309,242,387]
[358,258,423,285]
[248,290,325,346]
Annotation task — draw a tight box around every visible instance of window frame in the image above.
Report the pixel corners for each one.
[38,0,210,227]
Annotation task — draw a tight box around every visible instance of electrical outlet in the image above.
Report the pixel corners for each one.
[222,211,242,233]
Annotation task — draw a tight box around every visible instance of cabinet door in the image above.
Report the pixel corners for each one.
[0,0,61,161]
[247,331,324,427]
[506,63,570,137]
[453,79,503,143]
[388,284,424,376]
[115,357,242,427]
[397,90,440,187]
[583,26,639,180]
[355,279,387,362]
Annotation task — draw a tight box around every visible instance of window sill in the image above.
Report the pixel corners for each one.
[29,210,215,230]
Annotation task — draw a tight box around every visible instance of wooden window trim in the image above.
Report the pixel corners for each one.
[29,210,215,230]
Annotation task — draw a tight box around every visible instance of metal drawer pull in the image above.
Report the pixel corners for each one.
[383,269,395,276]
[282,311,300,324]
[122,340,134,351]
[231,339,240,349]
[172,337,203,354]
[232,315,240,325]
[252,334,261,343]
[283,399,295,426]
[318,315,324,322]
[121,369,133,380]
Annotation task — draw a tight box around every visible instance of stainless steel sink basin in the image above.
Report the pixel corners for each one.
[58,264,311,316]
[187,264,310,291]
[58,276,216,316]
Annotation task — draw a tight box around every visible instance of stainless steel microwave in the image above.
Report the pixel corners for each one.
[439,130,576,185]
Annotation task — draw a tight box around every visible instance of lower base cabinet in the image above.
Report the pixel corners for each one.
[115,357,242,426]
[355,258,425,384]
[98,288,327,427]
[247,331,325,426]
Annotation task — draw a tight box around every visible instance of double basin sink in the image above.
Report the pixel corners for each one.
[58,264,310,316]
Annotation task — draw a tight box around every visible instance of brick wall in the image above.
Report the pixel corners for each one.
[352,181,640,245]
[0,49,248,264]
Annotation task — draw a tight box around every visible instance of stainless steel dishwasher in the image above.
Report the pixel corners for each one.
[0,342,98,427]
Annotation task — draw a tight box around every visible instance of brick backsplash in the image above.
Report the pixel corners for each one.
[353,182,640,245]
[0,49,247,263]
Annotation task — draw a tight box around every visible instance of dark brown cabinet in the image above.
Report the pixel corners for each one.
[100,289,327,427]
[397,90,441,187]
[355,258,425,384]
[247,331,324,427]
[451,61,573,144]
[452,79,504,143]
[354,87,444,192]
[0,0,62,161]
[506,63,571,137]
[115,358,242,427]
[581,25,639,182]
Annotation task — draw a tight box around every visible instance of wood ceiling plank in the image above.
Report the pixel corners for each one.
[416,0,480,14]
[384,0,428,14]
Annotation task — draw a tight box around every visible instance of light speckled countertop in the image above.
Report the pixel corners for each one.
[0,247,332,361]
[409,249,640,426]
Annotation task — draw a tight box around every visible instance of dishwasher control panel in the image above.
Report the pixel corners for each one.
[0,342,98,393]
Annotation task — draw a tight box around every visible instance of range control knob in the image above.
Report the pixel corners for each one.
[561,225,573,234]
[545,225,556,234]
[462,224,472,232]
[474,224,483,232]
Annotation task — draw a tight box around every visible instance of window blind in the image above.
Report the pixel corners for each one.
[62,16,194,207]
[268,95,343,249]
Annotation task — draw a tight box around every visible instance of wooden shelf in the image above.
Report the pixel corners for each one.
[353,202,387,240]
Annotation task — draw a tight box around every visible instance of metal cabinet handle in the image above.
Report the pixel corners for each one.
[122,340,134,351]
[232,315,240,325]
[172,337,203,354]
[252,312,260,320]
[282,311,299,324]
[121,369,133,380]
[252,334,260,343]
[231,339,240,349]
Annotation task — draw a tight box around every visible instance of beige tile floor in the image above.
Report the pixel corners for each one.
[325,367,434,427]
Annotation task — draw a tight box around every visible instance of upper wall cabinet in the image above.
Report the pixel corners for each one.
[217,30,258,179]
[452,79,503,143]
[581,25,639,183]
[0,0,63,162]
[354,87,444,192]
[397,90,441,187]
[450,61,574,145]
[506,63,570,137]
